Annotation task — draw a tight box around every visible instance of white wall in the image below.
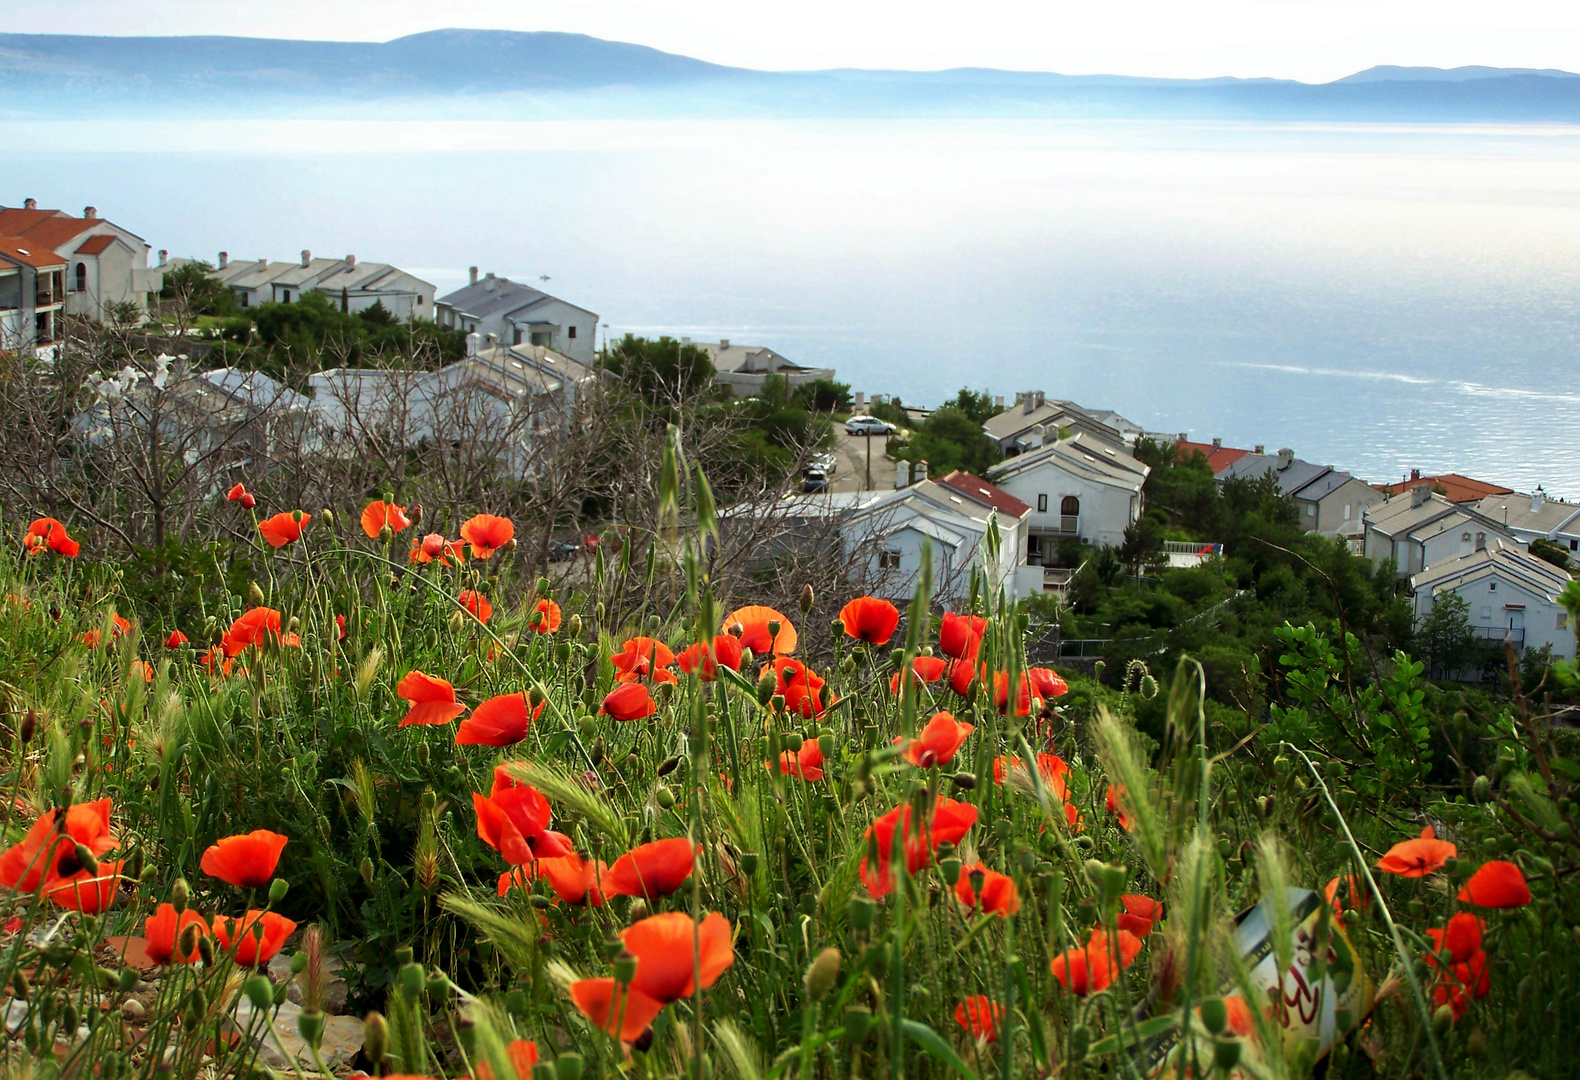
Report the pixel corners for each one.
[1416,575,1575,659]
[995,462,1139,549]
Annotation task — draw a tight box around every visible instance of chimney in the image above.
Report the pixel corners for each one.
[1022,393,1036,416]
[895,460,911,490]
[345,254,356,268]
[465,331,481,357]
[914,460,928,483]
[1177,432,1188,442]
[1212,437,1222,449]
[157,249,168,267]
[1533,489,1546,512]
[83,206,96,220]
[468,265,478,286]
[23,198,37,210]
[300,249,311,267]
[1253,444,1265,455]
[1275,448,1294,470]
[853,391,865,411]
[719,338,730,350]
[993,395,1004,410]
[218,251,228,269]
[1410,483,1432,509]
[485,332,499,347]
[1409,467,1421,481]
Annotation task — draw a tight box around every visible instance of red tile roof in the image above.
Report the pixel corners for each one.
[73,234,118,255]
[0,237,67,270]
[0,208,96,250]
[1176,438,1250,475]
[1377,473,1512,504]
[937,470,1032,518]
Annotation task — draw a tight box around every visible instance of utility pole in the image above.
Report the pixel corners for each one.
[865,430,872,491]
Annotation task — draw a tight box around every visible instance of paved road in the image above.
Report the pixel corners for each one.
[830,429,892,493]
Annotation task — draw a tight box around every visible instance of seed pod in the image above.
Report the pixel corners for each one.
[655,786,675,810]
[1200,997,1227,1034]
[362,1010,389,1065]
[1213,1038,1241,1071]
[803,947,842,998]
[951,771,977,790]
[848,895,875,930]
[171,877,190,914]
[940,857,963,887]
[297,1008,325,1048]
[612,952,638,985]
[243,975,274,1012]
[1068,1023,1091,1060]
[799,585,814,613]
[844,1006,872,1045]
[557,1054,585,1080]
[739,852,759,875]
[359,857,375,885]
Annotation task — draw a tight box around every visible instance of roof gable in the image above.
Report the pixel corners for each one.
[937,470,1032,518]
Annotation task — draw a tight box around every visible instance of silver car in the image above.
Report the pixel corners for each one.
[844,416,893,436]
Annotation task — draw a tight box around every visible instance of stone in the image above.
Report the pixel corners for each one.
[121,999,146,1022]
[232,998,365,1069]
[267,949,350,1013]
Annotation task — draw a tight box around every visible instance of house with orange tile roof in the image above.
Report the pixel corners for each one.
[1377,469,1512,505]
[0,198,162,325]
[1173,434,1253,475]
[0,237,67,353]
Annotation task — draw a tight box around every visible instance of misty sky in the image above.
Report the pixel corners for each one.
[12,0,1580,81]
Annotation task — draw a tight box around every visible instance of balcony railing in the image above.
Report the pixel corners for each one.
[1472,626,1526,649]
[1057,514,1079,535]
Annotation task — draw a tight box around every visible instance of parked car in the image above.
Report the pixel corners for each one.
[546,541,582,562]
[802,469,830,493]
[844,415,893,436]
[809,452,837,475]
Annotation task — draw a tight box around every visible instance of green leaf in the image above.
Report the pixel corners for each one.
[1086,1012,1180,1056]
[900,1019,980,1080]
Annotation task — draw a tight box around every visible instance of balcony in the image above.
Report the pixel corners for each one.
[1056,514,1079,535]
[1472,626,1525,649]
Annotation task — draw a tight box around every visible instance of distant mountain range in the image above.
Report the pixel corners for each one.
[5,29,1580,120]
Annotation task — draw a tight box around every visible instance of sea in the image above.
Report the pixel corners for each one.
[7,116,1580,495]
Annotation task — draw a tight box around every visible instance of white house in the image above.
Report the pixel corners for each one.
[195,251,436,318]
[1412,541,1575,660]
[437,270,599,368]
[0,237,67,353]
[688,338,836,398]
[1216,448,1382,540]
[759,472,1033,605]
[1473,490,1580,557]
[0,199,163,323]
[983,391,1132,457]
[1363,486,1520,576]
[989,432,1150,559]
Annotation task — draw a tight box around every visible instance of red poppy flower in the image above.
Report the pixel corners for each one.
[145,903,210,965]
[396,670,467,727]
[457,590,493,624]
[336,614,347,640]
[603,838,701,900]
[24,517,80,557]
[456,692,542,747]
[164,629,188,648]
[1117,894,1163,939]
[897,712,973,768]
[766,657,834,718]
[1456,860,1531,907]
[477,1040,540,1080]
[948,658,981,697]
[617,667,678,687]
[460,513,514,559]
[1376,826,1456,878]
[839,596,900,646]
[226,482,255,507]
[1324,874,1370,916]
[511,853,607,906]
[1431,948,1490,1019]
[199,646,235,676]
[569,978,668,1042]
[993,671,1036,716]
[360,499,412,538]
[624,910,735,1002]
[474,766,574,864]
[1425,913,1484,966]
[81,612,132,649]
[257,512,309,548]
[200,830,288,888]
[532,599,562,634]
[45,860,123,913]
[0,799,117,894]
[860,797,979,897]
[222,607,289,656]
[610,637,676,677]
[213,910,297,967]
[777,739,825,781]
[1026,667,1069,699]
[1106,784,1134,832]
[601,682,658,722]
[955,864,1020,916]
[677,635,743,681]
[889,656,949,696]
[954,996,1003,1042]
[1051,929,1143,995]
[721,605,797,656]
[938,612,986,660]
[993,753,1070,800]
[412,534,466,567]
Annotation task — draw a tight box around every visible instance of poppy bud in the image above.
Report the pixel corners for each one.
[656,786,675,810]
[940,857,962,887]
[19,709,35,745]
[740,851,759,875]
[379,525,392,543]
[267,877,289,904]
[1213,1038,1241,1072]
[359,857,375,884]
[197,935,215,967]
[803,947,841,998]
[1199,997,1227,1034]
[951,771,976,790]
[755,673,776,705]
[1472,774,1491,801]
[397,962,425,1002]
[797,584,814,614]
[647,614,661,631]
[248,582,266,606]
[12,971,29,1001]
[319,509,334,527]
[243,974,274,1012]
[297,1007,325,1048]
[657,756,680,777]
[536,576,551,597]
[414,741,430,768]
[831,618,844,637]
[568,614,583,638]
[362,1010,388,1066]
[171,877,190,914]
[503,538,517,554]
[408,505,423,526]
[1432,1003,1454,1035]
[844,1006,872,1045]
[612,952,638,985]
[241,493,257,509]
[73,843,99,876]
[529,685,548,709]
[849,894,875,930]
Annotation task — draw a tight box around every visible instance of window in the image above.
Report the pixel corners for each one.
[1489,582,1497,592]
[416,296,424,305]
[1560,611,1570,631]
[1306,504,1315,517]
[282,289,292,303]
[1060,496,1080,516]
[1036,494,1048,512]
[1344,503,1351,520]
[74,263,86,292]
[512,328,523,346]
[238,292,249,308]
[568,325,577,339]
[1481,606,1492,620]
[879,549,902,570]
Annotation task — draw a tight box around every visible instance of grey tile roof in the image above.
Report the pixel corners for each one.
[1473,493,1580,537]
[438,277,596,321]
[1412,540,1571,601]
[991,432,1148,491]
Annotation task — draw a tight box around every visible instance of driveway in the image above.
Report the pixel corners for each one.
[830,429,892,492]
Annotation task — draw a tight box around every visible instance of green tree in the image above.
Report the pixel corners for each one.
[791,378,852,414]
[1532,537,1572,570]
[946,387,999,425]
[160,260,238,318]
[603,334,717,403]
[892,406,1002,477]
[1418,590,1476,677]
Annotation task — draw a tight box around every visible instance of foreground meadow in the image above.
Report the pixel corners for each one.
[1,487,1576,1080]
